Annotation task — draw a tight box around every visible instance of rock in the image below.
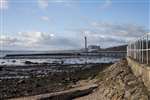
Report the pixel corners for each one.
[17,80,25,84]
[124,90,131,99]
[139,95,149,100]
[127,80,137,86]
[0,67,3,71]
[24,61,33,64]
[111,94,118,100]
[1,61,5,64]
[12,60,16,63]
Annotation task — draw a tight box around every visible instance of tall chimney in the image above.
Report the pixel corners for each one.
[85,36,87,52]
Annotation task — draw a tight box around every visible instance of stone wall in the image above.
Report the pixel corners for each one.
[127,57,150,91]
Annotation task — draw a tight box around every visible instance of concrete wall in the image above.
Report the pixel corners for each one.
[127,57,150,91]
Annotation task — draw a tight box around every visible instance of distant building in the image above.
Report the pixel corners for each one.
[88,45,101,52]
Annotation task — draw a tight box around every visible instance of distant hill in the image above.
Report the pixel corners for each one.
[102,45,127,51]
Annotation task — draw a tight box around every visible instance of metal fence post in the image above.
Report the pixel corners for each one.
[142,37,144,63]
[140,39,141,63]
[147,34,149,64]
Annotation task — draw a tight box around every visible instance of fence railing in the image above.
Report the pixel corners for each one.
[127,33,150,65]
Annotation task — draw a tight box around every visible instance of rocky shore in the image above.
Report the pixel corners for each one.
[1,59,149,100]
[0,63,110,99]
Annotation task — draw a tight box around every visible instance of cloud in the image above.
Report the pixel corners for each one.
[95,0,112,11]
[51,0,68,3]
[38,0,49,9]
[49,0,74,3]
[20,32,80,49]
[1,21,148,50]
[83,32,126,47]
[69,21,148,47]
[0,32,52,48]
[0,32,80,50]
[41,16,49,21]
[91,22,148,38]
[17,32,56,47]
[39,35,80,49]
[0,0,8,10]
[102,0,112,9]
[37,0,77,9]
[0,35,19,46]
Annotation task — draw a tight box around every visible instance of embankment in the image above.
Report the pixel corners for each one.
[75,59,149,100]
[127,57,150,91]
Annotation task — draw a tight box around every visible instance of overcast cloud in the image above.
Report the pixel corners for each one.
[0,22,148,50]
[0,31,82,50]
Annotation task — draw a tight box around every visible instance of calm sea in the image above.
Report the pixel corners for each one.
[0,51,49,57]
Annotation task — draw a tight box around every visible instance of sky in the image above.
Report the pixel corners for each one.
[0,0,150,50]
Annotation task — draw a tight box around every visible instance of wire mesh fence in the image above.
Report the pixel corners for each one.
[127,33,150,65]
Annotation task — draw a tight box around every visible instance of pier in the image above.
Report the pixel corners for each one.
[3,51,126,59]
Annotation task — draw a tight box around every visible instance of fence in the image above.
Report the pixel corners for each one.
[127,33,150,65]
